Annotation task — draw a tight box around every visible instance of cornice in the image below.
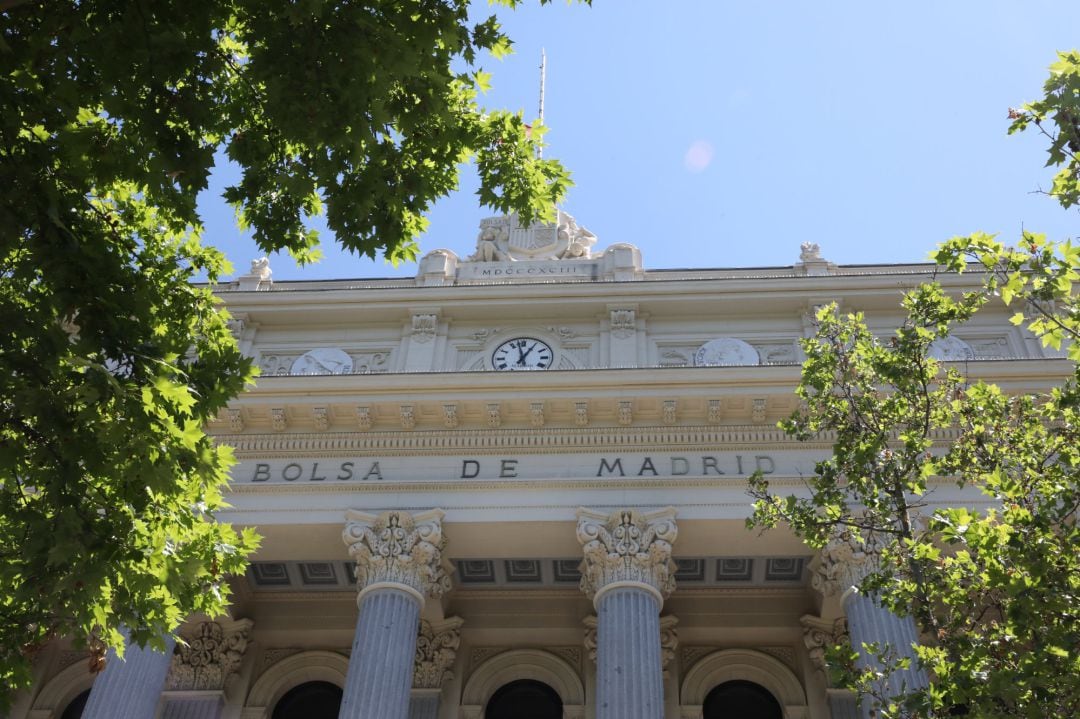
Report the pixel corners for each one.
[213,423,985,459]
[213,263,974,307]
[230,364,806,397]
[218,424,819,457]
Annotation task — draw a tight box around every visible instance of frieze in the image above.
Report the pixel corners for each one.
[239,452,788,484]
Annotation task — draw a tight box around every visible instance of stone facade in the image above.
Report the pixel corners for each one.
[10,213,1067,719]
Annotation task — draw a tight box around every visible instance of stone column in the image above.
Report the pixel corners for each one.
[82,633,176,719]
[577,507,678,719]
[340,509,450,719]
[813,534,928,718]
[159,618,254,719]
[408,617,463,719]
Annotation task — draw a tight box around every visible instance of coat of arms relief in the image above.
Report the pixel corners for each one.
[466,210,597,263]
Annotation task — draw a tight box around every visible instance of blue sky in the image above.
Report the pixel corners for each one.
[199,1,1080,280]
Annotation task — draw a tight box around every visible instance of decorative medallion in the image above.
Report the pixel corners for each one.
[694,338,760,367]
[290,348,353,375]
[928,336,975,362]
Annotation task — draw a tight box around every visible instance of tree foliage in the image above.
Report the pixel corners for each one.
[0,0,578,704]
[748,51,1080,719]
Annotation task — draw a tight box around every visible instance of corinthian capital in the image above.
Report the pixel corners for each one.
[811,531,880,597]
[576,507,678,605]
[165,618,253,691]
[413,617,464,689]
[343,508,451,603]
[801,614,849,675]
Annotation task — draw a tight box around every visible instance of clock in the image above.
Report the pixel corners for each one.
[491,337,554,371]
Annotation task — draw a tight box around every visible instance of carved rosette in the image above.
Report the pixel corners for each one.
[576,507,678,604]
[800,615,849,675]
[413,617,464,689]
[165,619,253,691]
[343,509,451,602]
[811,532,880,597]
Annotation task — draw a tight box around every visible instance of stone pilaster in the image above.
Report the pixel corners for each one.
[813,533,928,717]
[577,507,677,719]
[340,509,449,719]
[408,617,463,719]
[407,692,441,719]
[82,633,176,719]
[159,618,253,719]
[802,614,855,719]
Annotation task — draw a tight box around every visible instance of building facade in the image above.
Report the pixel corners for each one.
[11,213,1067,719]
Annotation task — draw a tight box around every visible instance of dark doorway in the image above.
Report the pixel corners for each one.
[272,681,343,719]
[485,679,563,719]
[60,689,90,719]
[703,680,783,719]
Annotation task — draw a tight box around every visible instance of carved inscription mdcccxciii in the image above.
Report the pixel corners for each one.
[244,454,779,483]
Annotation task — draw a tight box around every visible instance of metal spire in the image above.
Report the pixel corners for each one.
[537,48,546,159]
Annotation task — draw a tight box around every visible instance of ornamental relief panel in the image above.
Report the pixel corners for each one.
[257,349,392,376]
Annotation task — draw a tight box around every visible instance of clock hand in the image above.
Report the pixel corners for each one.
[519,342,538,363]
[515,345,527,366]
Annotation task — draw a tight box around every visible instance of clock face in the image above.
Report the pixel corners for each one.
[491,337,554,371]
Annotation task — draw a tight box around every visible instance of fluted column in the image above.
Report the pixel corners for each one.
[845,590,927,697]
[340,509,450,719]
[82,633,176,719]
[813,534,928,718]
[577,507,678,719]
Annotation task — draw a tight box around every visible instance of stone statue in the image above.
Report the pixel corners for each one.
[557,215,596,259]
[467,225,508,262]
[250,257,272,280]
[799,242,822,262]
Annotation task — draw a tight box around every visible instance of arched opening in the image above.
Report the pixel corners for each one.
[485,679,563,719]
[703,680,783,719]
[60,688,90,719]
[271,681,342,719]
